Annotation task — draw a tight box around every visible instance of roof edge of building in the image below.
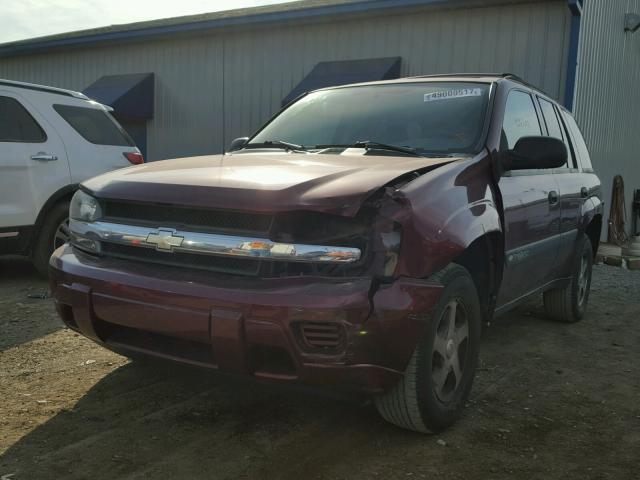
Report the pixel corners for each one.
[0,0,533,58]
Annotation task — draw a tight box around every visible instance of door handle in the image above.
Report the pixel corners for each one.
[31,152,58,161]
[580,186,589,198]
[548,190,559,205]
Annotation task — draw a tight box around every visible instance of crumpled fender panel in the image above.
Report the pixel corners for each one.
[375,153,503,280]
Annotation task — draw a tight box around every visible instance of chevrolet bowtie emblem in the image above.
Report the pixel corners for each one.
[145,229,184,252]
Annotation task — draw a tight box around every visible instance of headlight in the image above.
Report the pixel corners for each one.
[70,190,102,222]
[69,190,102,253]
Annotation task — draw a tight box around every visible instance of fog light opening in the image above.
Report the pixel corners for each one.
[250,346,296,377]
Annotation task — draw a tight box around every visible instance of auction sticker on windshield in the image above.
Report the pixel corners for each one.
[424,88,482,102]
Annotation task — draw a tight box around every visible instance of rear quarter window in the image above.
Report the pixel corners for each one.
[54,104,134,146]
[561,111,593,170]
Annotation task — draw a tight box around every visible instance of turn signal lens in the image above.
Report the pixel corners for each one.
[123,152,144,165]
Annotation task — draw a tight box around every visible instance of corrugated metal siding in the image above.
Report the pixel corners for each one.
[573,0,640,238]
[0,0,571,161]
[0,36,225,161]
[224,1,571,147]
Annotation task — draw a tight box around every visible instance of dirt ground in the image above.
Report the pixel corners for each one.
[0,256,638,480]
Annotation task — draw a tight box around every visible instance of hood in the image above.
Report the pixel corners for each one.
[83,151,459,217]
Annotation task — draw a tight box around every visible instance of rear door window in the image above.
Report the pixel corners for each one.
[538,97,572,168]
[0,95,46,143]
[54,104,134,146]
[538,98,563,140]
[501,90,541,151]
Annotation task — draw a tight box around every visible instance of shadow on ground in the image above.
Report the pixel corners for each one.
[0,257,61,350]
[0,360,391,479]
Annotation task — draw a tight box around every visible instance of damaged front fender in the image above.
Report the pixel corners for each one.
[370,153,503,280]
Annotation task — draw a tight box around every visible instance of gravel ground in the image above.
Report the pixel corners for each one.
[0,256,638,480]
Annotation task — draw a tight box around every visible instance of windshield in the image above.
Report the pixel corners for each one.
[249,82,491,154]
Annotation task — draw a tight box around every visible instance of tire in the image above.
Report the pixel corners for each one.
[374,264,482,433]
[543,234,593,323]
[32,201,70,277]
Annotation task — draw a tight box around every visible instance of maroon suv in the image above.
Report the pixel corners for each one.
[50,74,602,433]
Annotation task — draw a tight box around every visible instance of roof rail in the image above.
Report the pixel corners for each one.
[500,73,532,86]
[499,73,551,96]
[408,72,502,79]
[0,79,88,99]
[408,72,526,81]
[407,72,548,95]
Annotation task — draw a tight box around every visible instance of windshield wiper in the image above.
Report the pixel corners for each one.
[245,140,308,152]
[350,141,422,157]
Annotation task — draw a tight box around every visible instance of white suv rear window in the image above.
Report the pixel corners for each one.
[54,104,134,147]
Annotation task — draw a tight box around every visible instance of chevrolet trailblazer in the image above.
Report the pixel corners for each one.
[50,74,602,433]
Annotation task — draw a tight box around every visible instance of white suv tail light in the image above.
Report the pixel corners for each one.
[123,152,144,165]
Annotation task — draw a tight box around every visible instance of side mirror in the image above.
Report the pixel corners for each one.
[228,137,249,152]
[501,136,567,171]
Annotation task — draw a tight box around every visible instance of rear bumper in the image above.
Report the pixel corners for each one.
[50,245,443,394]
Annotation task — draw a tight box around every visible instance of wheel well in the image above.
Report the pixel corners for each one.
[585,214,602,258]
[454,232,504,323]
[29,185,77,253]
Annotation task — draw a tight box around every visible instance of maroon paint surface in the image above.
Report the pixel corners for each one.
[50,244,442,393]
[82,152,457,217]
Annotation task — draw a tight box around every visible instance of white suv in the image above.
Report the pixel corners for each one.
[0,79,143,275]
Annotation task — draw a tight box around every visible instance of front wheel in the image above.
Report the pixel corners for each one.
[543,234,593,323]
[374,264,481,433]
[32,201,70,277]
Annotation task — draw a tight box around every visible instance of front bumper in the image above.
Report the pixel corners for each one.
[50,245,443,394]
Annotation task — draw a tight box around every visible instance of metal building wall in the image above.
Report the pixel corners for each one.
[0,37,225,161]
[0,0,571,161]
[573,0,640,238]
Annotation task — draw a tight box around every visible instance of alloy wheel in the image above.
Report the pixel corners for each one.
[432,298,469,403]
[53,217,70,250]
[577,253,590,307]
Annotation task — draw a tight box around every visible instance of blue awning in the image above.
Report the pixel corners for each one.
[83,73,154,120]
[282,57,401,106]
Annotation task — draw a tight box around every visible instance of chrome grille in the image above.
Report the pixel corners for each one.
[102,243,261,276]
[100,243,356,277]
[71,208,367,278]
